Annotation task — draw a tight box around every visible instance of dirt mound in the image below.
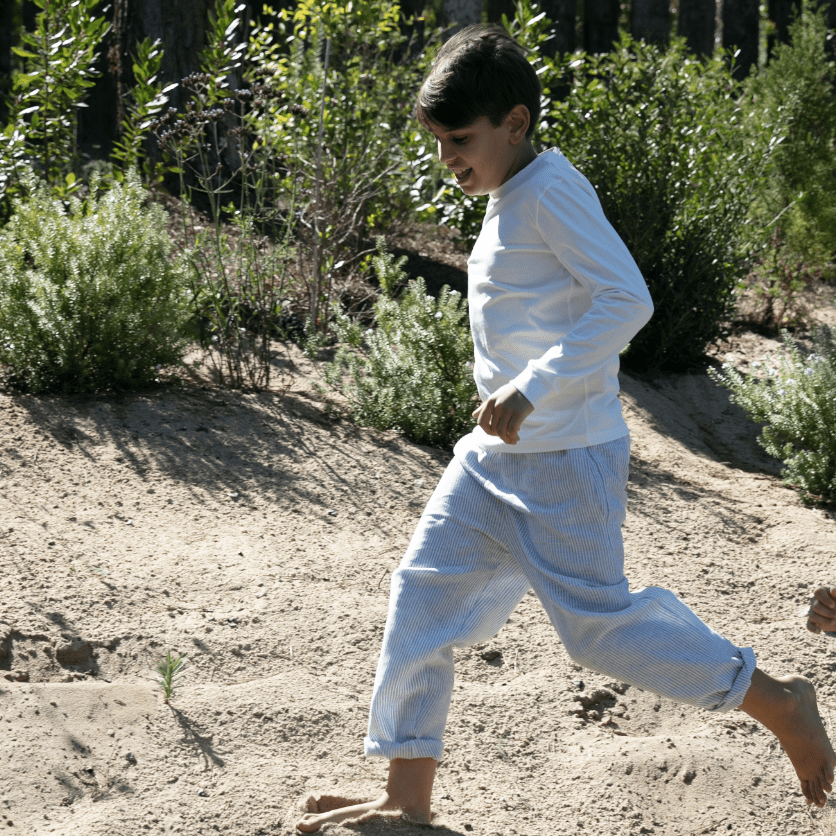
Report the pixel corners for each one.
[1,334,835,835]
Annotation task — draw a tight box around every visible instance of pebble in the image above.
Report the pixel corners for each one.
[125,753,137,764]
[3,670,29,682]
[197,789,209,797]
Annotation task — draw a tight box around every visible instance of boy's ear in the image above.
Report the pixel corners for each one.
[506,105,530,143]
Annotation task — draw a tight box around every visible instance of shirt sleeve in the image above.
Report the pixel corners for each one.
[509,169,654,407]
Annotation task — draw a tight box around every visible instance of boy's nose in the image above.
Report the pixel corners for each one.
[437,139,455,165]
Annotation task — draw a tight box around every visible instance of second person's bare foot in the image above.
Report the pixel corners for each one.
[807,587,836,634]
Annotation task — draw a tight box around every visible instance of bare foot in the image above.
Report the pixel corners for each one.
[807,587,836,634]
[740,669,835,807]
[296,793,401,832]
[295,757,436,832]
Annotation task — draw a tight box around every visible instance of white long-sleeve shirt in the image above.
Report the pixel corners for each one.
[454,148,654,456]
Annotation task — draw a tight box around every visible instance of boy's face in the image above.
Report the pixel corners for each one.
[426,112,533,197]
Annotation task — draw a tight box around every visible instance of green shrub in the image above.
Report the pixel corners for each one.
[248,0,434,328]
[540,35,772,372]
[322,243,477,447]
[5,0,109,200]
[0,171,190,394]
[709,328,836,504]
[743,2,836,268]
[152,14,297,391]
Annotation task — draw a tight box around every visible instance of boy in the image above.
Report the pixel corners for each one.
[297,25,834,832]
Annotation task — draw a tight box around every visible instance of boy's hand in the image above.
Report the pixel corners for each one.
[472,384,534,445]
[807,587,836,634]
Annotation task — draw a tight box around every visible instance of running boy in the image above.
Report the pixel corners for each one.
[297,25,834,832]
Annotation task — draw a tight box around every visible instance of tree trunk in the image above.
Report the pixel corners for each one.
[486,0,515,25]
[0,0,17,126]
[630,0,671,45]
[540,0,577,57]
[767,0,800,58]
[583,0,619,54]
[722,0,759,79]
[78,1,119,156]
[677,0,715,56]
[400,0,427,53]
[825,0,836,60]
[443,0,484,33]
[118,0,215,112]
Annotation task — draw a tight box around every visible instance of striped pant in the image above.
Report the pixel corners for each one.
[363,434,755,761]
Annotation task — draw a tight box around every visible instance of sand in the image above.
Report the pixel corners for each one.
[1,325,836,836]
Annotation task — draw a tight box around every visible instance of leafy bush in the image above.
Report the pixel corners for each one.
[736,229,835,333]
[742,3,836,268]
[540,35,773,372]
[322,243,477,446]
[4,0,109,199]
[150,0,298,391]
[709,328,836,504]
[0,171,190,394]
[111,36,175,182]
[248,0,434,326]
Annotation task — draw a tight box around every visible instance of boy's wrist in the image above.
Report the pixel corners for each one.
[510,366,550,408]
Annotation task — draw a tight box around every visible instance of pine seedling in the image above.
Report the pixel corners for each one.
[156,652,187,703]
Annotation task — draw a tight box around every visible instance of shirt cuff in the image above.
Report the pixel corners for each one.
[511,363,554,407]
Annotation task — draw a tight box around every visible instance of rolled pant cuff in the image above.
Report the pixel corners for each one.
[712,646,757,712]
[363,736,443,761]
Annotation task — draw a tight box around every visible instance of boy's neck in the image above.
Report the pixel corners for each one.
[501,140,538,192]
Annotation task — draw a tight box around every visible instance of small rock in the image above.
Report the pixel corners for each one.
[327,509,336,516]
[573,679,584,690]
[55,639,92,666]
[3,670,28,682]
[125,753,137,764]
[197,789,209,797]
[479,649,502,662]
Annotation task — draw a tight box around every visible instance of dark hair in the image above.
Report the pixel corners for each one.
[416,25,541,139]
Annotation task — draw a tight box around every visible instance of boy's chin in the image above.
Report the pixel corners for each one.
[457,182,487,197]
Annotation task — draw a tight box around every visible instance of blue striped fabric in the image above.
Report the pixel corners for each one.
[364,435,756,761]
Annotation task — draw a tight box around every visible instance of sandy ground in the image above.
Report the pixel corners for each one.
[2,322,836,836]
